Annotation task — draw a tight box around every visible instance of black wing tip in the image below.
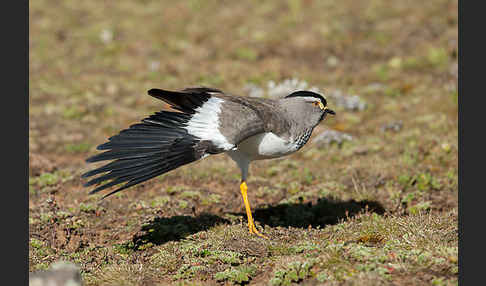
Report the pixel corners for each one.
[147,88,166,96]
[148,87,222,96]
[96,144,107,151]
[89,188,102,195]
[147,88,178,102]
[81,172,91,179]
[85,152,107,163]
[88,188,110,199]
[85,156,97,163]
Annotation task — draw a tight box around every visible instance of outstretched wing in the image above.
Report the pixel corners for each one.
[83,87,232,198]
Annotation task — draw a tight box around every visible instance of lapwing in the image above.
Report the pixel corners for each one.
[83,87,335,238]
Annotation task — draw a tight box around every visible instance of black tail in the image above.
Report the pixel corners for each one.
[83,88,221,198]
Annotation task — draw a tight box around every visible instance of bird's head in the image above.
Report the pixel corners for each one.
[282,90,336,127]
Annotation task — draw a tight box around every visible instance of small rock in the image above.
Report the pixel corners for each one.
[100,28,113,44]
[149,60,160,72]
[266,78,320,98]
[326,89,367,111]
[380,121,403,132]
[441,143,452,153]
[312,130,353,147]
[353,146,369,155]
[105,83,118,95]
[243,83,264,98]
[29,261,82,286]
[326,55,340,67]
[388,57,402,69]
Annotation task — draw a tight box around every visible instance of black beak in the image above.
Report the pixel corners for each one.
[320,108,335,122]
[325,108,336,115]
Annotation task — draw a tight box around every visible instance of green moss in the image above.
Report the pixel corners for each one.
[384,86,401,97]
[270,260,316,286]
[234,47,259,61]
[34,262,50,271]
[150,248,179,271]
[415,172,442,192]
[164,185,186,195]
[40,212,53,223]
[30,238,44,249]
[151,196,171,207]
[427,47,449,68]
[316,271,329,282]
[200,194,221,205]
[290,241,320,254]
[180,191,200,199]
[62,106,85,119]
[65,142,92,153]
[403,56,426,70]
[30,238,52,259]
[214,265,257,284]
[31,172,59,187]
[113,242,135,255]
[173,263,209,280]
[29,185,37,196]
[373,64,389,81]
[205,250,242,266]
[178,200,189,209]
[79,202,99,213]
[408,201,432,215]
[398,174,412,188]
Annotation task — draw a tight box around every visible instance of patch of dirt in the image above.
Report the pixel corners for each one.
[29,153,56,176]
[222,237,268,257]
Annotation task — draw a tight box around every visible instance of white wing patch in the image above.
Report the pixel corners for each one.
[184,97,234,150]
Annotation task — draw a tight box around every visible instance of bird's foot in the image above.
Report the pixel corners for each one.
[248,220,268,239]
[240,180,268,239]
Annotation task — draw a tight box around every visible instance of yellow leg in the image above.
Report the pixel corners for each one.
[240,181,268,239]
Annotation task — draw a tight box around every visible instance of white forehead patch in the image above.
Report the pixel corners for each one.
[298,96,323,102]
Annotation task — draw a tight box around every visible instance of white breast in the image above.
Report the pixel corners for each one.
[235,132,299,160]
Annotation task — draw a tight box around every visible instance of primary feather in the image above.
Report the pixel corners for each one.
[83,88,226,198]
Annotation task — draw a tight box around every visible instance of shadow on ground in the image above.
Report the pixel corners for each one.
[131,214,230,248]
[251,197,386,228]
[131,197,385,248]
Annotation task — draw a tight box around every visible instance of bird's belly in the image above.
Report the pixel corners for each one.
[236,132,298,160]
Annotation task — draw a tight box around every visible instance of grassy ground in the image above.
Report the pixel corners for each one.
[29,0,458,285]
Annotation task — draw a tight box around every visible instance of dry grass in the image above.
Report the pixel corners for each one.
[30,0,458,285]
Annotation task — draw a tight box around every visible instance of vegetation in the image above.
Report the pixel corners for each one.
[30,0,458,285]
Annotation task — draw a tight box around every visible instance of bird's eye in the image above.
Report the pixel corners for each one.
[312,101,325,110]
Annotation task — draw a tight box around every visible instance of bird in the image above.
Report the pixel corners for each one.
[83,87,335,238]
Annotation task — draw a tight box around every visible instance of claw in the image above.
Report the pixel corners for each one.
[249,221,268,239]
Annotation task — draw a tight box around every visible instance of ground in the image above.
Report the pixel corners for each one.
[29,0,458,285]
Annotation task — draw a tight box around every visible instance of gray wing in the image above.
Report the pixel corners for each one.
[215,94,292,145]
